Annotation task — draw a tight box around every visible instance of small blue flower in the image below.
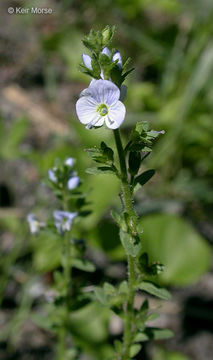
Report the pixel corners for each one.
[67,175,80,190]
[65,157,75,167]
[27,213,41,234]
[53,210,77,233]
[76,79,126,129]
[82,54,92,70]
[82,47,122,79]
[101,46,111,57]
[48,168,57,183]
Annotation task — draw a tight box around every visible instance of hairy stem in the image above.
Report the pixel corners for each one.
[113,129,138,360]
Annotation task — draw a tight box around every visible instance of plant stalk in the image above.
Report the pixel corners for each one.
[57,231,72,359]
[113,128,138,360]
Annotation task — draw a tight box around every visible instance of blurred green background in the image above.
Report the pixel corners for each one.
[0,0,213,359]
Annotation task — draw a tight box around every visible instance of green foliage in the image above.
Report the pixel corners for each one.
[0,116,28,159]
[140,214,211,285]
[134,169,155,187]
[134,328,174,342]
[137,281,171,301]
[80,25,134,86]
[82,26,115,54]
[119,229,141,257]
[138,252,164,276]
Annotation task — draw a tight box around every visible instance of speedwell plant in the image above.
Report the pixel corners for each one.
[28,26,173,360]
[75,26,172,360]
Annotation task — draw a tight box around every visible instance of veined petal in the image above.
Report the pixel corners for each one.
[113,51,122,68]
[106,101,126,129]
[88,80,120,105]
[101,47,111,57]
[86,116,104,129]
[82,54,92,70]
[76,96,98,125]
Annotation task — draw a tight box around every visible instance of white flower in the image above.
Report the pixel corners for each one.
[67,175,80,190]
[101,46,111,57]
[65,157,75,167]
[48,168,57,183]
[27,213,43,234]
[82,54,92,70]
[53,210,77,234]
[76,79,126,129]
[82,47,122,72]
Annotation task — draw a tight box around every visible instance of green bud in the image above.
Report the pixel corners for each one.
[102,25,114,44]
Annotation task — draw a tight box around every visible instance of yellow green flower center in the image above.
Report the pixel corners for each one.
[97,104,108,116]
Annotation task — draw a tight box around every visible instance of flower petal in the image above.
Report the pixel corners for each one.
[65,158,75,167]
[106,101,126,129]
[82,54,92,70]
[113,51,122,68]
[101,47,111,57]
[76,96,98,125]
[67,176,80,190]
[88,80,120,105]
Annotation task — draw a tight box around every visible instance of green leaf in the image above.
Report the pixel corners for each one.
[140,214,211,285]
[72,258,95,272]
[130,344,142,357]
[128,151,141,176]
[118,281,128,294]
[135,169,155,187]
[31,313,55,332]
[119,230,141,257]
[134,328,173,342]
[94,287,108,306]
[86,166,115,175]
[103,282,116,295]
[114,339,123,353]
[138,281,171,300]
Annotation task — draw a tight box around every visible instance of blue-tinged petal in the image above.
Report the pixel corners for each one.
[88,80,120,105]
[48,169,57,183]
[53,210,77,233]
[101,47,111,57]
[82,54,92,70]
[112,51,122,68]
[76,96,99,125]
[67,176,80,190]
[86,116,104,129]
[65,158,75,167]
[106,101,126,129]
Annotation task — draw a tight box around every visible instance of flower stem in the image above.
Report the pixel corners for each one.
[113,129,138,360]
[57,231,72,359]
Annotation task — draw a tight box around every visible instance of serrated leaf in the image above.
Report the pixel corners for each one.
[72,258,95,272]
[135,169,155,187]
[138,281,171,300]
